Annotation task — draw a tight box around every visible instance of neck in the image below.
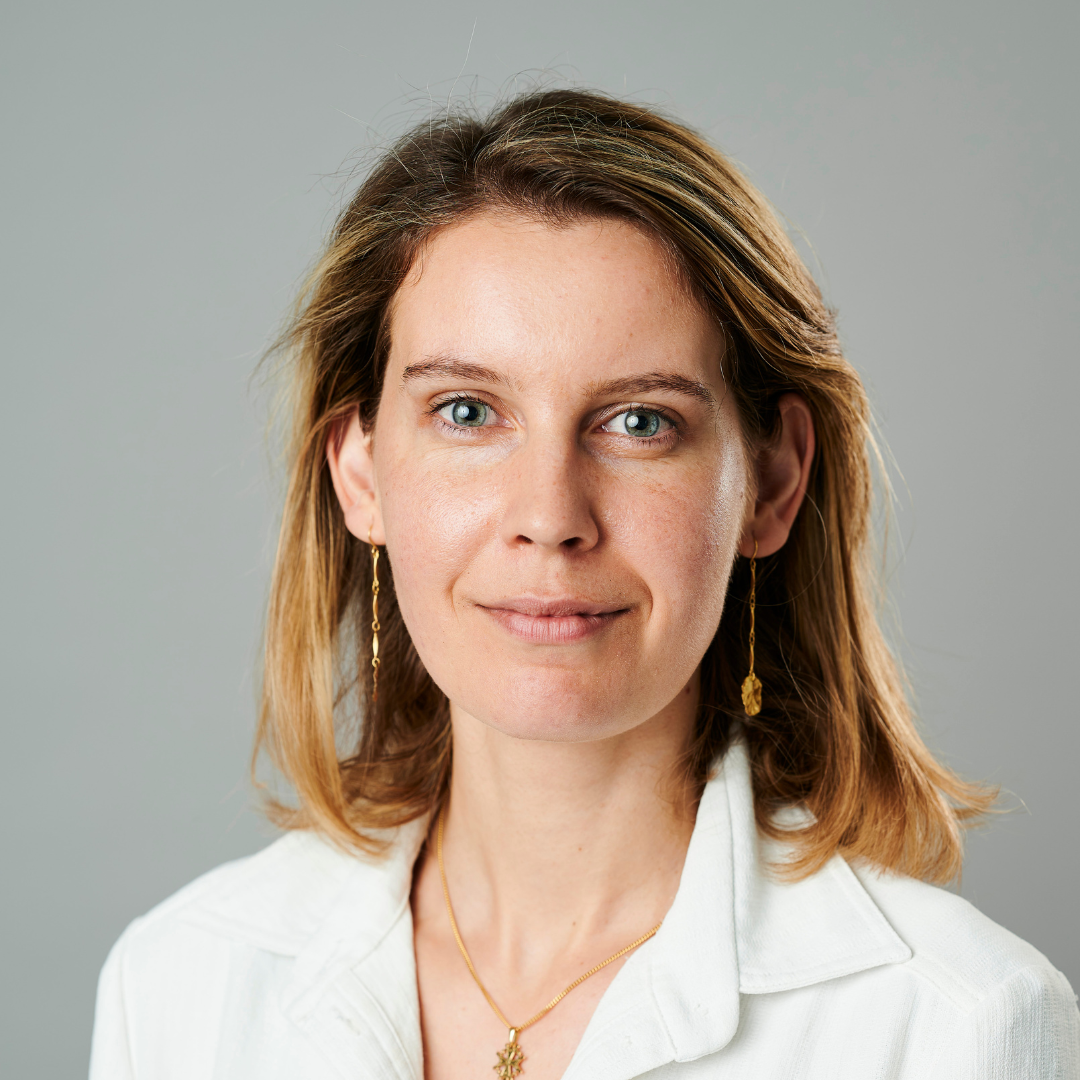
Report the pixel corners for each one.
[433,678,699,958]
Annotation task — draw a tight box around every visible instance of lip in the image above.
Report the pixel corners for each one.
[475,596,630,645]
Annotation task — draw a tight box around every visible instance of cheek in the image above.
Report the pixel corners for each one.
[613,446,746,642]
[375,444,495,643]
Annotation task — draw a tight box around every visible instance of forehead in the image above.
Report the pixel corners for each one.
[387,212,723,390]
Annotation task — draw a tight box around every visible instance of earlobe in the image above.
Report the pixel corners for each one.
[326,411,386,545]
[739,393,815,558]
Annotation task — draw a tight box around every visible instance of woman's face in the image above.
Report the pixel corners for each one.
[368,212,750,742]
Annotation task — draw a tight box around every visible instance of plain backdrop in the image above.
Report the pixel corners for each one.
[2,1,1077,1074]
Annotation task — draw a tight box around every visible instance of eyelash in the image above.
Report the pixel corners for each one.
[428,393,681,443]
[429,392,489,413]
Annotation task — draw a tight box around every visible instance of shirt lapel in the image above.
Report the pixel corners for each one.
[725,739,912,994]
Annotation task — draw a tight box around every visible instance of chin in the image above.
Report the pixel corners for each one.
[452,666,665,744]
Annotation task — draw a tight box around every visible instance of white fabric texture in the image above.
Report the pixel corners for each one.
[89,741,1080,1078]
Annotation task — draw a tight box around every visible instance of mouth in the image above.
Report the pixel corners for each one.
[475,596,630,645]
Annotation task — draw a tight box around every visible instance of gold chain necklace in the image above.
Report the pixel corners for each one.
[435,809,662,1079]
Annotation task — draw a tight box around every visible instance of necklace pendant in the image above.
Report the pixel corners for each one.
[494,1028,525,1079]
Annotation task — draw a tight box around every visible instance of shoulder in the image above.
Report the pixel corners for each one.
[102,814,428,984]
[851,862,1073,1007]
[114,830,360,960]
[90,830,394,1079]
[850,862,1080,1073]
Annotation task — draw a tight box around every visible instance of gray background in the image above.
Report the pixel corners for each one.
[2,1,1076,1074]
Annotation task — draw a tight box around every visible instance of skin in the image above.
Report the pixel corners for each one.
[327,212,814,1080]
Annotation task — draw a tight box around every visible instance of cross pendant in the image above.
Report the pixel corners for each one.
[493,1027,525,1079]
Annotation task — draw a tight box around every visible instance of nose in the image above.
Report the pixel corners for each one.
[500,437,600,552]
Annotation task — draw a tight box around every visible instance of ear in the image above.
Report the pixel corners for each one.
[738,393,815,558]
[326,410,386,545]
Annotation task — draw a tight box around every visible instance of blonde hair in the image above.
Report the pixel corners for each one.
[256,89,992,882]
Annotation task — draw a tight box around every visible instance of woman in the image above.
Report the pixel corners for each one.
[90,89,1080,1079]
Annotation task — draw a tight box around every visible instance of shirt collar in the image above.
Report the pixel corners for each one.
[182,738,911,1079]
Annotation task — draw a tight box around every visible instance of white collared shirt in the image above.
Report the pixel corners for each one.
[89,742,1080,1078]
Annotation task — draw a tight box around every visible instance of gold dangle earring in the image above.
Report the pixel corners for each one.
[368,525,381,702]
[741,539,762,716]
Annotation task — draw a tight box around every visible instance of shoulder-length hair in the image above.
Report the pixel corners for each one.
[256,88,992,882]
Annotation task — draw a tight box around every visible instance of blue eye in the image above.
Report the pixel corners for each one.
[607,409,668,438]
[439,400,489,427]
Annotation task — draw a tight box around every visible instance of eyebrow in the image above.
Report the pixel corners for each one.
[400,356,513,389]
[586,372,717,407]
